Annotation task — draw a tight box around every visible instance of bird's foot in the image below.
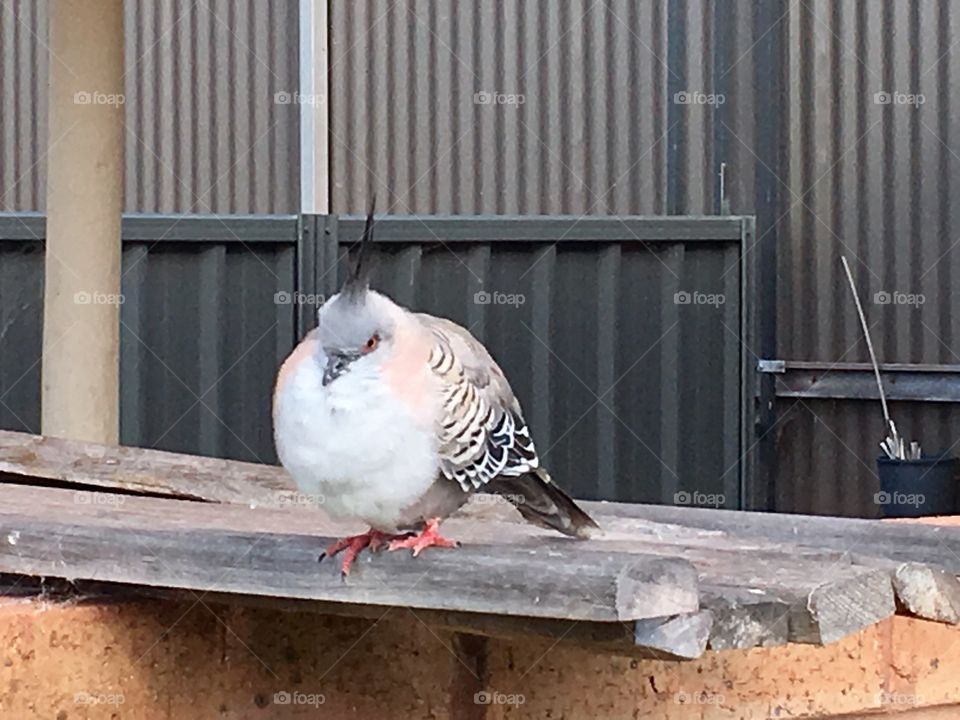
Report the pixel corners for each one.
[387,518,460,557]
[319,529,398,576]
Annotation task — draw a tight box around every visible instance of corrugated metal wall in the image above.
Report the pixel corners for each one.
[0,0,299,213]
[327,0,778,221]
[0,0,48,212]
[314,215,750,506]
[7,0,958,515]
[774,0,960,516]
[0,215,298,463]
[327,0,781,505]
[329,0,960,517]
[329,0,670,214]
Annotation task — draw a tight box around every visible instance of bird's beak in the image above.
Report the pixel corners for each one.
[322,353,354,387]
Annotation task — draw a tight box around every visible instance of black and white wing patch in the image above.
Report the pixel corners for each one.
[429,336,540,492]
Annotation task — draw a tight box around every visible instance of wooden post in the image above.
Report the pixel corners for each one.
[42,0,124,444]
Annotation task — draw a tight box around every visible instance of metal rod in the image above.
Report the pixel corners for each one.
[840,256,891,427]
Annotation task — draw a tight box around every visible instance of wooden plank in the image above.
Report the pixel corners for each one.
[0,430,292,504]
[633,611,714,660]
[893,563,960,625]
[0,484,698,623]
[702,590,789,650]
[3,429,953,579]
[585,501,960,575]
[455,505,900,645]
[1,431,954,648]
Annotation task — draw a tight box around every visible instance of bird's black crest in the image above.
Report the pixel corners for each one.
[341,199,376,302]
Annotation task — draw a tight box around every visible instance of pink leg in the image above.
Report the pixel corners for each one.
[387,518,460,557]
[320,529,399,576]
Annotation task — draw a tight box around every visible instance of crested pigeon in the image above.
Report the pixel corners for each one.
[273,211,598,575]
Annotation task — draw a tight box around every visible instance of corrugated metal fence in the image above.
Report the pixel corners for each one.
[0,212,754,508]
[5,0,960,516]
[308,214,755,506]
[0,0,300,213]
[0,213,297,463]
[772,0,960,516]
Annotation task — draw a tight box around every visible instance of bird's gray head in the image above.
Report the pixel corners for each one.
[315,207,402,386]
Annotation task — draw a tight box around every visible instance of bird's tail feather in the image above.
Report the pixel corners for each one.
[487,469,600,538]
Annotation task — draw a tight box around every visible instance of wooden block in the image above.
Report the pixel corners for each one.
[893,562,960,625]
[632,611,713,660]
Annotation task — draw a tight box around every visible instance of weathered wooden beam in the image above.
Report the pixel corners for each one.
[587,502,960,576]
[2,431,959,651]
[0,484,698,624]
[632,611,714,660]
[893,563,960,625]
[0,430,290,504]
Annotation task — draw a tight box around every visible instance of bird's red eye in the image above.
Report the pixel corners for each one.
[363,334,379,353]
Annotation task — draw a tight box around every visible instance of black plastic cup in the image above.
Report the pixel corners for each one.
[875,454,959,518]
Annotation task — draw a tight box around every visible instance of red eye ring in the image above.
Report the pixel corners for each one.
[363,334,380,353]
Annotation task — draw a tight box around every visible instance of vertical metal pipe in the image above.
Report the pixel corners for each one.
[299,0,329,214]
[42,0,124,443]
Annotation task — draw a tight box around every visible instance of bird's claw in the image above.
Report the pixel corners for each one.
[387,518,460,557]
[319,530,397,576]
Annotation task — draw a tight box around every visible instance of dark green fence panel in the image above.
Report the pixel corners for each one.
[306,215,756,508]
[0,212,755,507]
[0,213,298,463]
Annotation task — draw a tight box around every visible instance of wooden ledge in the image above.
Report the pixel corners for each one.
[1,430,960,660]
